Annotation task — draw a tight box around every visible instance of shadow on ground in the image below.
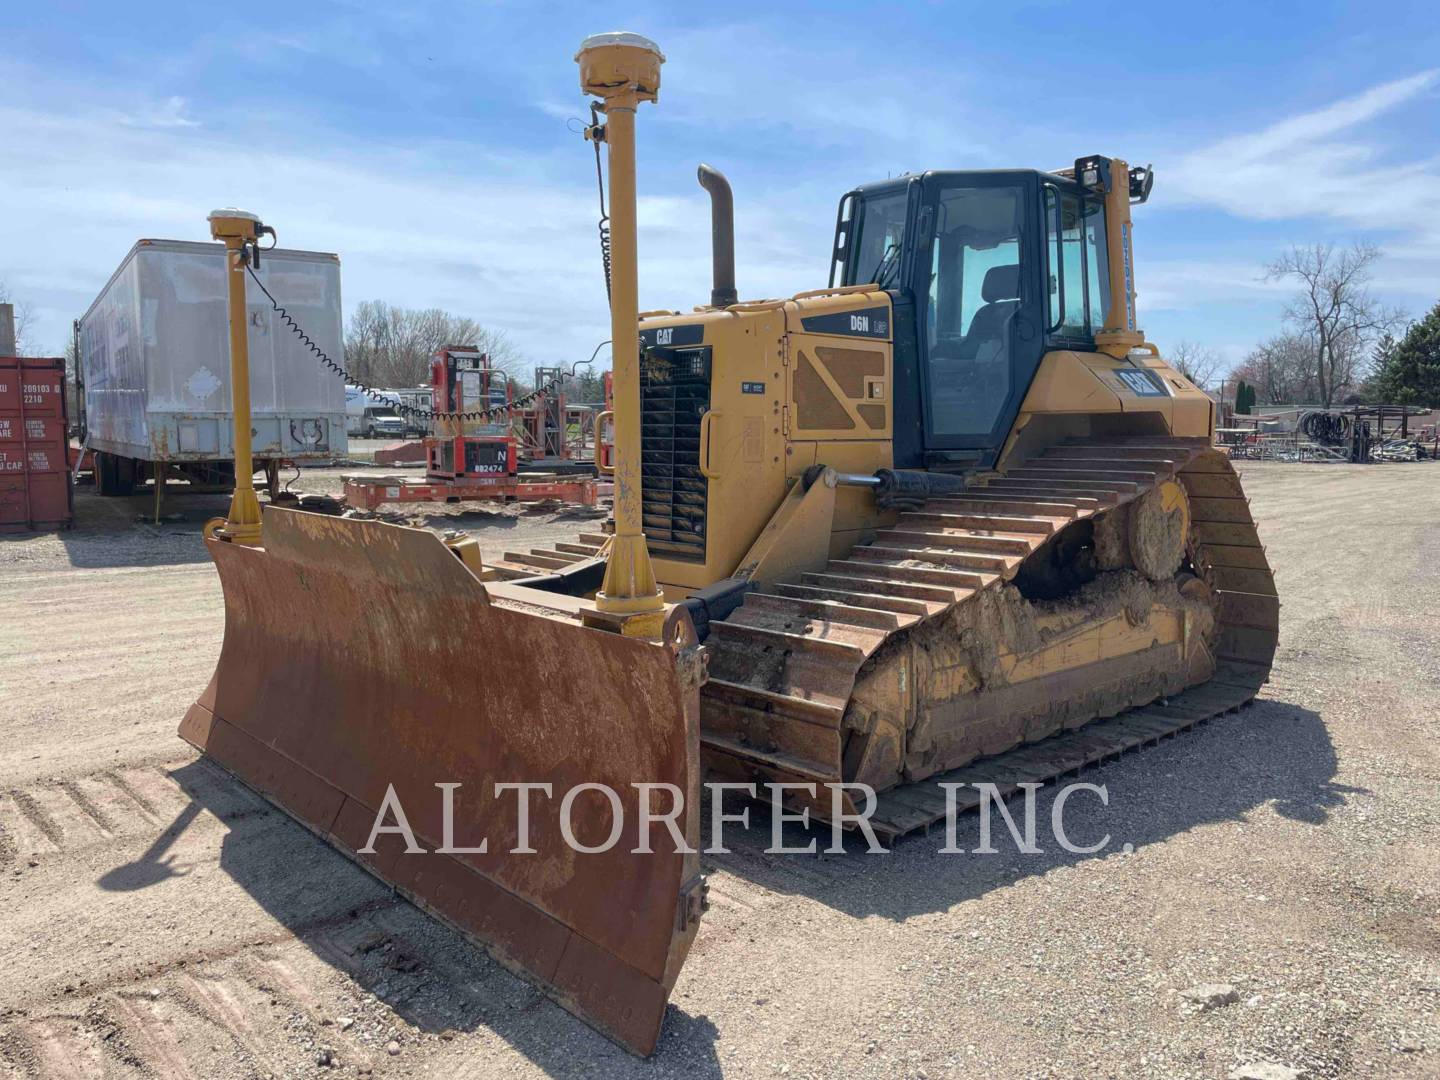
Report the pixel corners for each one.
[96,757,721,1076]
[706,698,1357,922]
[38,486,229,568]
[89,697,1339,1076]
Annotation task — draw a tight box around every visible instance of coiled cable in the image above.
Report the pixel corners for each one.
[244,262,599,423]
[1300,411,1351,446]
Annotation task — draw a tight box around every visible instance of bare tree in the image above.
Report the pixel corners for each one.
[1167,340,1228,393]
[1266,242,1404,408]
[0,279,38,356]
[344,301,525,387]
[1232,332,1318,405]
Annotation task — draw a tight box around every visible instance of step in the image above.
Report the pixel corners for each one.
[1043,445,1194,462]
[725,598,897,643]
[1001,470,1146,490]
[706,619,872,659]
[1059,437,1208,450]
[827,558,995,591]
[979,481,1124,503]
[699,732,837,783]
[875,527,1037,555]
[798,572,963,606]
[554,541,603,557]
[702,677,847,724]
[487,561,543,579]
[925,492,1100,514]
[531,547,583,563]
[774,582,945,618]
[577,532,611,546]
[1023,459,1175,478]
[740,591,910,632]
[851,544,1021,574]
[499,551,574,570]
[894,511,1066,535]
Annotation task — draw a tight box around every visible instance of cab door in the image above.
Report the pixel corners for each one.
[912,172,1047,464]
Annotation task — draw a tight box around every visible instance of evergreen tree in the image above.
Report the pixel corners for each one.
[1372,303,1440,406]
[1234,379,1254,415]
[1368,332,1402,402]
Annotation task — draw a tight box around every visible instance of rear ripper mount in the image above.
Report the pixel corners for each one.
[495,436,1279,837]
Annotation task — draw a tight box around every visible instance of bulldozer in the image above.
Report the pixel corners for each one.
[181,31,1277,1057]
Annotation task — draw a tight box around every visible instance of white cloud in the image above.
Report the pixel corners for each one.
[0,98,820,359]
[1167,70,1440,242]
[1140,258,1287,312]
[1206,71,1438,159]
[6,34,1436,371]
[654,21,999,169]
[118,95,200,129]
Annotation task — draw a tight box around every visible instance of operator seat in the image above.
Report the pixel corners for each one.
[957,264,1020,360]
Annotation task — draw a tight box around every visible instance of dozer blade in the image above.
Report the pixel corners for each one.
[181,508,705,1055]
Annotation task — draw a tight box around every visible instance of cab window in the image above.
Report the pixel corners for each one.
[1045,187,1110,338]
[1083,201,1110,333]
[849,190,909,288]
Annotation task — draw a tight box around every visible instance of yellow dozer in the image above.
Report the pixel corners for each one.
[182,31,1276,1055]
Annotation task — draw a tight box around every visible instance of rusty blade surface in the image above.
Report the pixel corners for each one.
[180,508,704,1055]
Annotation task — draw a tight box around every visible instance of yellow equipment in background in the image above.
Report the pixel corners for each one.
[183,29,1277,1056]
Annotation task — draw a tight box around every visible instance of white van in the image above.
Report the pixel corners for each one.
[344,386,406,439]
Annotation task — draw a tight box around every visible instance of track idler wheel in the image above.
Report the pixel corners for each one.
[1128,478,1190,581]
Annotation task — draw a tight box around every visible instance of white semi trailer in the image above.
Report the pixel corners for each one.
[78,239,347,496]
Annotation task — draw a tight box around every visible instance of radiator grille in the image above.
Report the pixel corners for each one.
[640,347,710,560]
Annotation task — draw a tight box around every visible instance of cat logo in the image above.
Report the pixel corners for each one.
[850,314,870,334]
[655,327,673,345]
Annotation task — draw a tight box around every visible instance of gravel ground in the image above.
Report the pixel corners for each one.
[1,460,1437,1079]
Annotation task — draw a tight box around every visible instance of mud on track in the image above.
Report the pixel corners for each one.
[3,462,1439,1078]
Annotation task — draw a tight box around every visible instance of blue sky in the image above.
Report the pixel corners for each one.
[5,1,1438,379]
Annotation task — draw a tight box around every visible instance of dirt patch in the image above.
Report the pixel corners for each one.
[936,569,1213,695]
[1093,502,1131,570]
[4,461,1440,1078]
[851,563,1221,784]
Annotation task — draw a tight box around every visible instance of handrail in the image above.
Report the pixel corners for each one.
[595,410,615,475]
[698,411,721,479]
[791,283,881,300]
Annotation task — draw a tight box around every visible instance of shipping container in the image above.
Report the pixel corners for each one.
[0,356,74,532]
[77,239,348,494]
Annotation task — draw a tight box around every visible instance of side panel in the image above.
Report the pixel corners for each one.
[784,294,894,547]
[642,294,896,596]
[79,253,148,456]
[785,333,892,441]
[645,311,790,593]
[80,241,348,461]
[642,292,898,596]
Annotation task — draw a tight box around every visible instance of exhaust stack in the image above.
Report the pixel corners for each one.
[696,164,737,308]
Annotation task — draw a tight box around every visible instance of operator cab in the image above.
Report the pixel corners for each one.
[830,159,1149,469]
